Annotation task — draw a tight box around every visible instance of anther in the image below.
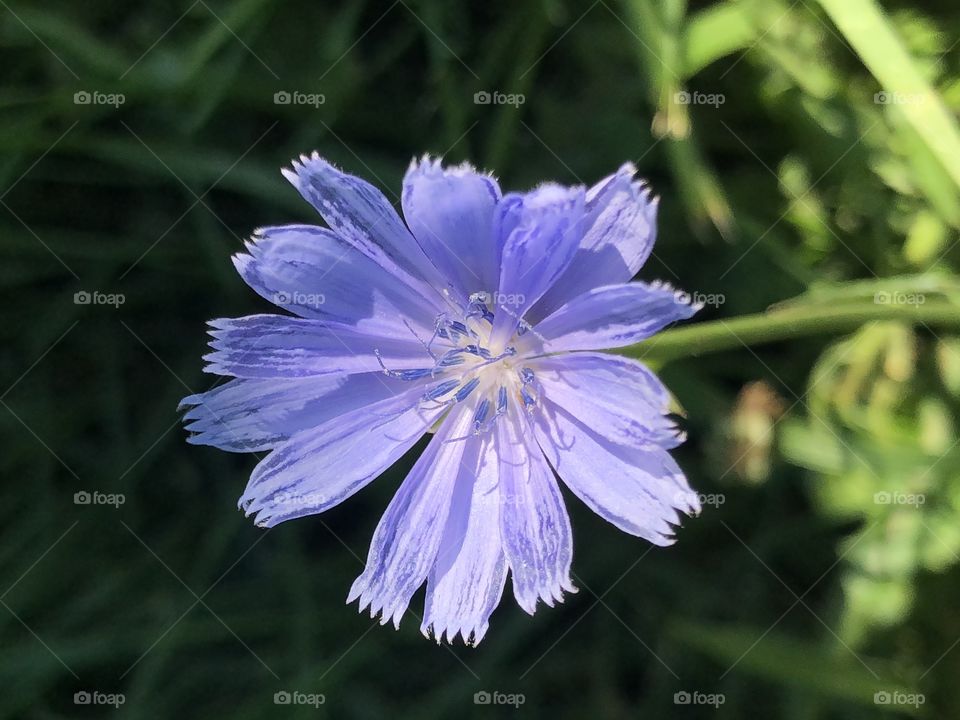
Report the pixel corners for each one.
[423,379,460,401]
[454,377,480,402]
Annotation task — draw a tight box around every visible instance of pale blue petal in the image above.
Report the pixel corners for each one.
[534,399,699,544]
[282,153,450,308]
[348,407,476,628]
[497,408,575,614]
[528,163,658,322]
[402,157,501,304]
[530,352,683,450]
[202,315,432,378]
[527,282,698,353]
[238,385,442,527]
[179,373,411,452]
[233,224,440,327]
[420,432,507,645]
[488,185,585,349]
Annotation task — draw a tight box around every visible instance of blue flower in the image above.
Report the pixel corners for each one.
[181,153,701,644]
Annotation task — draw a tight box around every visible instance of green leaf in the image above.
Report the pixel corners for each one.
[817,0,960,192]
[682,2,756,77]
[671,621,911,706]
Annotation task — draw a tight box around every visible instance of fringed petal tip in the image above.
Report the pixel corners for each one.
[673,487,703,518]
[236,495,277,529]
[235,489,293,529]
[228,229,268,272]
[642,280,705,315]
[406,153,497,182]
[279,152,344,201]
[419,620,491,647]
[592,161,656,202]
[176,392,201,414]
[651,486,702,540]
[404,155,502,207]
[515,576,578,616]
[345,582,409,631]
[176,393,209,447]
[282,150,330,175]
[200,318,239,366]
[675,290,705,314]
[177,393,211,441]
[525,181,587,208]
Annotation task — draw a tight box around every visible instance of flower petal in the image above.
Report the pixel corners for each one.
[534,398,699,545]
[488,184,585,349]
[238,384,442,527]
[527,282,698,353]
[498,407,575,614]
[233,224,440,327]
[420,432,507,645]
[530,352,683,450]
[528,163,658,322]
[179,373,410,452]
[203,315,432,378]
[402,156,501,304]
[348,407,476,628]
[282,153,450,307]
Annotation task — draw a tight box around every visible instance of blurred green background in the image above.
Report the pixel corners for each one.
[3,0,960,717]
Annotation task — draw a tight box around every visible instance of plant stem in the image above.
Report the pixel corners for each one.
[623,302,960,364]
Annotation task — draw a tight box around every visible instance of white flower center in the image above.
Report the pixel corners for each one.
[375,291,539,435]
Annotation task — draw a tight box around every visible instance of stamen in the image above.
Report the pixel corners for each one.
[402,318,437,361]
[497,386,508,414]
[473,398,490,431]
[518,367,538,412]
[466,293,495,324]
[455,377,480,402]
[462,345,516,376]
[436,349,466,368]
[374,349,433,381]
[462,344,491,359]
[449,320,469,337]
[386,294,539,436]
[460,386,510,438]
[520,386,537,411]
[423,379,460,401]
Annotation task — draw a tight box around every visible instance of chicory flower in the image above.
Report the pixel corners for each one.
[181,153,700,644]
